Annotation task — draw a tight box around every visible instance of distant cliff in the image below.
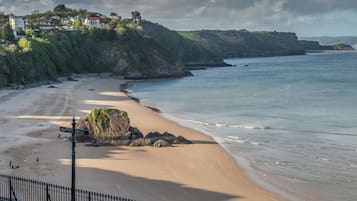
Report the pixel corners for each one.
[140,22,226,66]
[179,30,354,58]
[300,36,357,49]
[298,40,354,51]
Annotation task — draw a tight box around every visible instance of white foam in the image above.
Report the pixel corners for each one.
[224,138,234,142]
[187,119,210,126]
[215,123,226,127]
[229,125,243,128]
[234,140,245,143]
[318,157,329,161]
[227,136,240,139]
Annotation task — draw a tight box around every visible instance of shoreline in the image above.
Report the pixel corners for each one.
[127,87,297,201]
[1,77,286,201]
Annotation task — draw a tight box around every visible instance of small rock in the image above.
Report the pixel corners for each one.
[162,132,176,143]
[67,77,78,81]
[129,138,152,147]
[153,139,171,148]
[175,136,192,144]
[145,132,162,142]
[129,127,144,139]
[48,85,57,88]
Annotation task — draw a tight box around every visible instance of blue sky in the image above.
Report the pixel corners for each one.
[0,0,356,37]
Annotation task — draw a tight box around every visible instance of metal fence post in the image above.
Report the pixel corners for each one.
[9,177,12,201]
[46,183,51,201]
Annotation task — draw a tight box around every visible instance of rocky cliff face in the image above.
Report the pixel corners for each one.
[298,40,354,51]
[179,30,354,58]
[141,21,226,66]
[99,45,191,79]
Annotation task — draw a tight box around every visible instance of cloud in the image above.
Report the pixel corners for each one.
[0,0,356,36]
[282,0,357,15]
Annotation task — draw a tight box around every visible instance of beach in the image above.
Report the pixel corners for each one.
[0,76,285,201]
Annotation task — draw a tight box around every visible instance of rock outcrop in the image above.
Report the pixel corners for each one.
[78,108,131,141]
[144,131,192,145]
[77,108,192,147]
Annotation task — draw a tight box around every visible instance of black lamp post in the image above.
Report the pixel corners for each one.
[71,117,76,201]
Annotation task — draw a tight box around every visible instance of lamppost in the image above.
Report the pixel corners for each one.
[71,117,76,201]
[59,117,89,201]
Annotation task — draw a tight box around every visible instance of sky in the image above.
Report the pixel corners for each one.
[0,0,356,37]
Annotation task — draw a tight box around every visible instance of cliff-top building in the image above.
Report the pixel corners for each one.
[9,14,25,30]
[84,17,102,28]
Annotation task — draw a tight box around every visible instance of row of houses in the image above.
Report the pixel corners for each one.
[8,14,103,33]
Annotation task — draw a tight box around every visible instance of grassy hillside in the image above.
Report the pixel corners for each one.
[179,30,306,58]
[0,27,191,87]
[179,30,354,58]
[300,36,357,48]
[140,22,225,65]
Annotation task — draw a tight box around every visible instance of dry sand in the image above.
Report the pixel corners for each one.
[0,76,286,201]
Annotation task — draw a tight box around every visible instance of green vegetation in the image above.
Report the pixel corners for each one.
[179,30,307,58]
[300,36,357,47]
[0,30,107,87]
[0,4,353,88]
[0,24,15,42]
[141,22,224,65]
[88,108,129,129]
[179,30,353,58]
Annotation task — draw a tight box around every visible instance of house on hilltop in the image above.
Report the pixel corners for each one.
[9,14,25,30]
[84,17,102,28]
[8,14,25,39]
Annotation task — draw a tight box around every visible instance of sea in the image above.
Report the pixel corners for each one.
[128,51,357,201]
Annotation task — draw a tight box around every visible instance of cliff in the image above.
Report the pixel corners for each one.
[179,30,353,58]
[0,28,191,87]
[140,21,226,66]
[298,40,354,51]
[300,36,357,48]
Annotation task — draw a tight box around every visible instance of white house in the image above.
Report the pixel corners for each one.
[9,14,25,30]
[84,17,102,28]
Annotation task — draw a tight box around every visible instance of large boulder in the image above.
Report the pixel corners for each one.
[78,108,131,141]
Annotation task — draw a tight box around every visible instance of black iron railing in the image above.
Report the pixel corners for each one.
[0,174,135,201]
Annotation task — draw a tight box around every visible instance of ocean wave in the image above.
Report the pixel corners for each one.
[250,141,260,145]
[225,136,261,145]
[186,119,273,130]
[186,119,210,126]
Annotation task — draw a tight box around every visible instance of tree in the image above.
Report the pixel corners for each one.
[54,4,66,12]
[0,24,15,42]
[18,37,30,49]
[73,18,83,30]
[110,12,118,18]
[131,11,141,19]
[131,11,142,24]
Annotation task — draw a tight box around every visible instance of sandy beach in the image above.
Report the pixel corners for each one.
[0,76,286,201]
